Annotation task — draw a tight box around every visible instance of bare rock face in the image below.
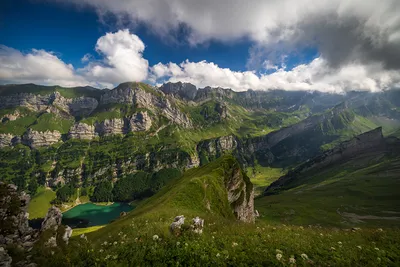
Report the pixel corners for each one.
[0,247,12,267]
[41,206,62,232]
[0,93,51,112]
[129,111,152,132]
[0,134,15,148]
[225,165,255,223]
[22,129,61,148]
[1,110,21,122]
[197,135,238,164]
[68,122,96,139]
[52,92,98,117]
[159,82,197,101]
[0,92,98,117]
[95,119,124,136]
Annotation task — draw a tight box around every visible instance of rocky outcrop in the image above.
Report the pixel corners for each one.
[0,134,17,148]
[22,129,61,148]
[0,92,98,117]
[264,127,386,195]
[159,82,197,101]
[129,111,152,132]
[41,206,63,232]
[225,163,255,223]
[197,135,237,164]
[95,118,124,136]
[52,92,98,117]
[100,82,192,128]
[1,110,21,122]
[68,122,96,139]
[0,183,37,266]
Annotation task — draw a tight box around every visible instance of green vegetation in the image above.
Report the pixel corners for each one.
[28,187,56,219]
[256,155,400,228]
[30,113,73,134]
[247,165,285,196]
[30,156,400,266]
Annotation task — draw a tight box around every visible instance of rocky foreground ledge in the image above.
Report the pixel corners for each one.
[0,183,72,267]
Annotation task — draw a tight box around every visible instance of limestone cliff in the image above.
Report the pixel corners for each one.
[0,92,98,117]
[68,123,97,139]
[22,129,62,148]
[224,162,255,223]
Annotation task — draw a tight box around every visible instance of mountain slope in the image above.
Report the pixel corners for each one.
[258,129,400,227]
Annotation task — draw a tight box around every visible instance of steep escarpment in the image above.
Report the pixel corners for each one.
[264,127,386,195]
[117,155,254,223]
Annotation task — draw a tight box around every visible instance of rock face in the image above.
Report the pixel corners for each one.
[95,118,124,136]
[224,163,255,223]
[159,82,197,101]
[41,206,63,232]
[0,183,37,266]
[0,92,98,117]
[264,127,386,195]
[68,122,96,139]
[22,129,61,148]
[52,92,98,117]
[129,111,152,132]
[0,134,16,148]
[197,135,238,164]
[100,82,192,128]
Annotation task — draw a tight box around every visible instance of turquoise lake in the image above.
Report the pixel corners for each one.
[62,202,134,228]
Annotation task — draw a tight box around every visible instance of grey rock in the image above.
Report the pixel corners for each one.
[191,217,204,234]
[129,111,152,132]
[95,118,124,136]
[62,226,72,244]
[159,82,197,101]
[22,129,61,148]
[68,122,96,139]
[41,206,62,232]
[0,247,12,267]
[45,236,57,248]
[170,215,185,235]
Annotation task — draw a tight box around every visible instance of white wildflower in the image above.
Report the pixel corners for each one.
[338,241,342,245]
[176,242,180,246]
[153,235,159,241]
[113,255,118,260]
[300,253,309,260]
[113,241,117,245]
[105,255,111,260]
[320,233,323,236]
[276,253,283,261]
[289,256,296,264]
[102,241,108,246]
[121,241,124,244]
[99,249,103,253]
[375,247,379,251]
[185,243,188,246]
[331,247,336,251]
[357,246,362,250]
[216,253,220,257]
[232,242,238,247]
[377,228,383,232]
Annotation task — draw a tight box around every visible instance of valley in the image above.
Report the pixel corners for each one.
[1,82,400,266]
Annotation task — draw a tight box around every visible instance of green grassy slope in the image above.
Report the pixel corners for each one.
[256,152,400,228]
[28,187,56,219]
[30,155,400,267]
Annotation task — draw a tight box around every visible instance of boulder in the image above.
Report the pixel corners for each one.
[41,206,62,232]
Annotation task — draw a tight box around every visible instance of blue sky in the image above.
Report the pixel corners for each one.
[0,0,399,92]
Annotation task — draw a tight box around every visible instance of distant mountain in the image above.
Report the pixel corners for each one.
[0,81,400,205]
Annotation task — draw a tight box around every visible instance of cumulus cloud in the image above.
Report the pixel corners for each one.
[79,29,148,84]
[57,0,400,71]
[150,58,400,93]
[0,30,148,88]
[0,45,87,87]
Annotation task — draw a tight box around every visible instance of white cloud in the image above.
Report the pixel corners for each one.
[79,29,148,84]
[151,58,400,93]
[0,30,149,88]
[0,45,87,87]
